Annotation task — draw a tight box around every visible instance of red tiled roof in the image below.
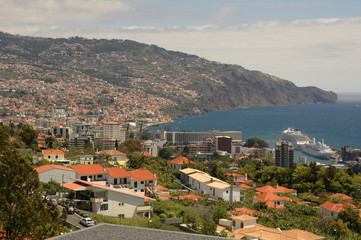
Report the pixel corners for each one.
[275,186,297,194]
[42,149,64,155]
[141,151,152,157]
[62,181,88,190]
[106,167,131,178]
[157,185,168,191]
[71,164,107,175]
[255,192,285,202]
[226,173,245,177]
[178,194,203,200]
[330,193,353,200]
[232,207,257,216]
[129,170,158,181]
[35,164,75,173]
[238,184,253,189]
[168,156,194,165]
[265,200,285,209]
[320,201,357,213]
[159,194,172,199]
[255,185,276,193]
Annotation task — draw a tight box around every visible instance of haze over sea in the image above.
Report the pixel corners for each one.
[150,93,361,164]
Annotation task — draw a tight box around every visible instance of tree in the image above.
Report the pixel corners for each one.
[330,219,351,238]
[338,205,361,233]
[244,137,269,148]
[158,147,174,160]
[117,139,142,154]
[213,206,228,223]
[0,134,63,239]
[18,124,38,149]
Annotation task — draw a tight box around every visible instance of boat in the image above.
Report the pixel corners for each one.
[301,138,335,159]
[281,128,311,149]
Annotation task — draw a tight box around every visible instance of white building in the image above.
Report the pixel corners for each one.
[79,155,94,165]
[63,179,153,218]
[103,122,126,142]
[35,164,76,184]
[142,140,158,157]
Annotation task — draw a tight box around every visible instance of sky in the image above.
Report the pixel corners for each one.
[1,0,361,93]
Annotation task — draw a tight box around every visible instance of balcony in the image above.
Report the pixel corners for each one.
[90,197,104,203]
[137,205,153,212]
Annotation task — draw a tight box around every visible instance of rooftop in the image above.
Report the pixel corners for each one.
[35,164,75,173]
[71,164,107,175]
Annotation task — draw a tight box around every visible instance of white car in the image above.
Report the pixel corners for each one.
[80,217,95,227]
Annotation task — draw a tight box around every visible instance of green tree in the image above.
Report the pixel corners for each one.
[244,137,269,148]
[213,205,228,223]
[158,147,174,160]
[0,141,63,239]
[117,140,142,154]
[330,219,351,238]
[338,205,361,233]
[18,124,38,150]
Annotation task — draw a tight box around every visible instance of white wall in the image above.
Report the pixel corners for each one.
[38,169,76,184]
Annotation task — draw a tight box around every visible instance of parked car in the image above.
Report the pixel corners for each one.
[67,206,74,214]
[80,217,95,227]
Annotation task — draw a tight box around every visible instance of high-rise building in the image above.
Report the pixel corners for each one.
[275,140,294,167]
[103,122,125,142]
[215,136,232,153]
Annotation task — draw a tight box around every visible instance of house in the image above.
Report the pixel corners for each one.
[71,164,108,182]
[253,192,289,209]
[188,172,213,194]
[179,168,203,185]
[79,155,94,165]
[142,140,158,157]
[96,149,128,164]
[106,167,132,186]
[129,170,158,194]
[207,181,240,202]
[63,179,153,218]
[329,193,353,201]
[226,173,247,183]
[42,149,69,164]
[168,156,194,170]
[255,185,297,196]
[177,194,203,200]
[319,201,358,218]
[35,164,76,184]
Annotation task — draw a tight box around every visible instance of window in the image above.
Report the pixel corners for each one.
[134,182,138,188]
[55,155,58,159]
[97,175,102,178]
[123,178,127,184]
[134,190,137,192]
[100,204,108,211]
[48,156,50,159]
[148,180,153,184]
[80,176,87,181]
[141,189,144,192]
[140,181,144,184]
[118,202,124,206]
[226,190,229,193]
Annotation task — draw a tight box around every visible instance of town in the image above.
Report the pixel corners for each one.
[1,121,361,240]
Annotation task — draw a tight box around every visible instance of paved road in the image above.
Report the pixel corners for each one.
[57,205,85,229]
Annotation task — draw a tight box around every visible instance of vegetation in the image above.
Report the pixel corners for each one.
[0,126,63,239]
[244,137,269,148]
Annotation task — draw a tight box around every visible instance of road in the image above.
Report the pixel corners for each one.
[57,205,85,229]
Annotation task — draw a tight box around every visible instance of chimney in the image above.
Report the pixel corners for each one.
[245,173,248,181]
[261,230,263,238]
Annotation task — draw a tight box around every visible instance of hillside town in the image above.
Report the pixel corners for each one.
[1,120,361,240]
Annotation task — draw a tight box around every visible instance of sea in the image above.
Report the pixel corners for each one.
[148,93,361,165]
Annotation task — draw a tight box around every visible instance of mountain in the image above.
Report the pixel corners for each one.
[0,31,337,119]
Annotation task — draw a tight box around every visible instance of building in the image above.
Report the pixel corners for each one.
[275,140,294,168]
[128,170,158,194]
[63,179,153,218]
[42,149,69,164]
[71,164,108,182]
[215,136,232,153]
[103,122,126,142]
[319,201,358,218]
[51,126,71,138]
[79,155,94,165]
[35,164,76,184]
[142,140,158,157]
[96,149,128,163]
[167,156,194,170]
[149,130,242,144]
[183,168,240,201]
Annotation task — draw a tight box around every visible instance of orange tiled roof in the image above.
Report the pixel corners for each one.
[238,183,253,189]
[157,185,168,191]
[178,194,203,200]
[255,192,285,202]
[141,151,152,157]
[42,149,64,155]
[129,169,158,181]
[226,173,245,177]
[265,200,285,209]
[255,185,277,193]
[275,186,297,194]
[35,164,75,173]
[71,164,107,175]
[330,193,353,200]
[168,156,194,165]
[62,181,89,190]
[232,207,257,216]
[159,194,172,199]
[320,201,356,213]
[106,167,131,178]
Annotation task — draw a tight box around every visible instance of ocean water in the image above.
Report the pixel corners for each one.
[149,93,361,164]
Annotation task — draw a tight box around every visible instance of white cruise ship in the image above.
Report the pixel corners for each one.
[301,138,335,159]
[281,128,310,149]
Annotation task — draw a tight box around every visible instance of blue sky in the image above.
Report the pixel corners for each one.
[1,0,361,93]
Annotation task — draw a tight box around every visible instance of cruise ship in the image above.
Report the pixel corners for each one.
[301,138,335,159]
[281,128,310,149]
